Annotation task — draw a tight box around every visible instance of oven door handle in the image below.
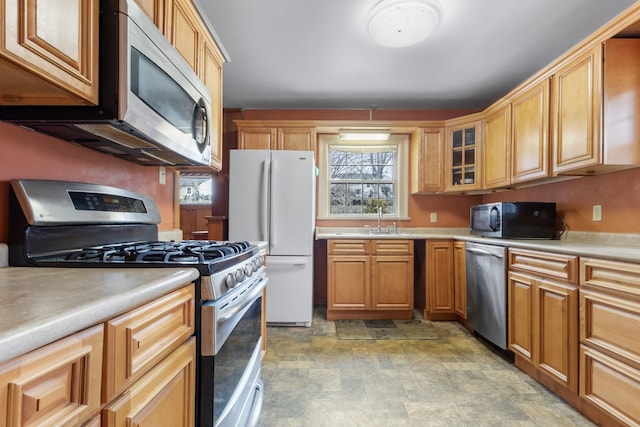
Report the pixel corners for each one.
[246,380,264,427]
[219,277,268,324]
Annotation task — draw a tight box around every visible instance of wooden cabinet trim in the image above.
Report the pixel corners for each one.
[551,45,602,174]
[536,279,579,392]
[102,337,196,426]
[482,103,512,189]
[327,254,371,310]
[581,287,640,369]
[1,0,99,104]
[581,257,640,297]
[0,324,104,427]
[509,248,578,284]
[372,239,414,255]
[580,345,640,427]
[103,285,195,403]
[328,239,370,255]
[508,271,535,360]
[453,241,467,319]
[511,78,551,183]
[371,255,414,310]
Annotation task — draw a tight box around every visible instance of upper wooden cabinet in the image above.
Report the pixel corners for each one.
[410,127,445,193]
[444,115,482,192]
[481,78,550,190]
[551,45,602,175]
[134,0,172,34]
[0,0,99,105]
[552,39,640,175]
[168,0,225,170]
[277,127,317,151]
[511,78,551,184]
[482,101,512,189]
[237,122,317,152]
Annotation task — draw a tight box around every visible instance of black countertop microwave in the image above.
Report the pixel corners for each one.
[470,202,557,239]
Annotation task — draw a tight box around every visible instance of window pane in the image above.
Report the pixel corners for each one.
[452,130,463,147]
[179,176,212,204]
[465,128,475,145]
[330,183,346,214]
[328,144,398,217]
[347,183,363,214]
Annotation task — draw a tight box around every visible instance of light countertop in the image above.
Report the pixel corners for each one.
[316,227,640,263]
[0,267,199,363]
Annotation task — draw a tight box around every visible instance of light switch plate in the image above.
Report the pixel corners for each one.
[159,166,166,185]
[592,205,602,222]
[430,212,437,223]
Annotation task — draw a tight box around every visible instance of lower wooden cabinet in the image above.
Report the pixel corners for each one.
[103,285,195,403]
[0,324,104,427]
[415,240,457,320]
[0,284,196,427]
[102,338,196,427]
[580,257,640,426]
[453,241,467,319]
[508,248,579,393]
[327,239,414,320]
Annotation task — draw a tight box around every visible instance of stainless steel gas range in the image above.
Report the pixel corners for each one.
[8,179,265,427]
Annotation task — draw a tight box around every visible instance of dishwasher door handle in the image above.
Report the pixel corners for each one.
[466,247,504,257]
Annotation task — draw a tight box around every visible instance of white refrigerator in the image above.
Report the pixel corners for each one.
[228,150,316,326]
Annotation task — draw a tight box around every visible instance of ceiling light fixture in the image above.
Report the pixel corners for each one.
[366,0,442,48]
[338,129,391,141]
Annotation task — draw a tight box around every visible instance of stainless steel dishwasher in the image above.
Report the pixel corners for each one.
[465,241,508,350]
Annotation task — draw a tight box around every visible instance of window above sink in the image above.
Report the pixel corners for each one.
[317,134,409,220]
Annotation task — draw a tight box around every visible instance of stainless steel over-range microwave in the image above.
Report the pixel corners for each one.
[0,0,212,166]
[470,202,557,239]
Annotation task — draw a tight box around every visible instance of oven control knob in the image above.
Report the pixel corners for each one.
[235,268,246,282]
[225,272,236,289]
[245,264,253,277]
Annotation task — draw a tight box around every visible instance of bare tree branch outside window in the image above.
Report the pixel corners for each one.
[329,147,396,215]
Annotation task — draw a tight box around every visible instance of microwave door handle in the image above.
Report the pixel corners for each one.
[489,206,500,231]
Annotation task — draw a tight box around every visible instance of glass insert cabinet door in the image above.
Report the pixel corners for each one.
[446,120,481,190]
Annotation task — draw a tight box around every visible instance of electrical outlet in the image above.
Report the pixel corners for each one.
[430,212,437,223]
[592,205,602,222]
[159,166,166,185]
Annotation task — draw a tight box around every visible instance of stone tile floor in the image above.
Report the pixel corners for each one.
[258,307,595,427]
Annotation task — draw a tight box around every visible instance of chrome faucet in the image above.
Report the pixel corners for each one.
[377,207,382,232]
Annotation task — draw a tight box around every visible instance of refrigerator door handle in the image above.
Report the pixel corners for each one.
[269,157,277,251]
[260,158,270,242]
[267,257,310,267]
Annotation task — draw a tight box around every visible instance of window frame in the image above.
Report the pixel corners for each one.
[317,134,409,220]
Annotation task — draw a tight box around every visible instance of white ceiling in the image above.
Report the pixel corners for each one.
[199,0,638,110]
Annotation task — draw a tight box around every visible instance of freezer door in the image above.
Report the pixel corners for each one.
[270,151,315,256]
[228,150,271,243]
[265,255,313,326]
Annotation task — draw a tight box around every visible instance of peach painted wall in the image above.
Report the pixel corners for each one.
[317,194,481,229]
[0,122,176,243]
[482,168,640,234]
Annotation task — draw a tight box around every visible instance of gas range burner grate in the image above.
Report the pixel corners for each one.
[62,240,253,264]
